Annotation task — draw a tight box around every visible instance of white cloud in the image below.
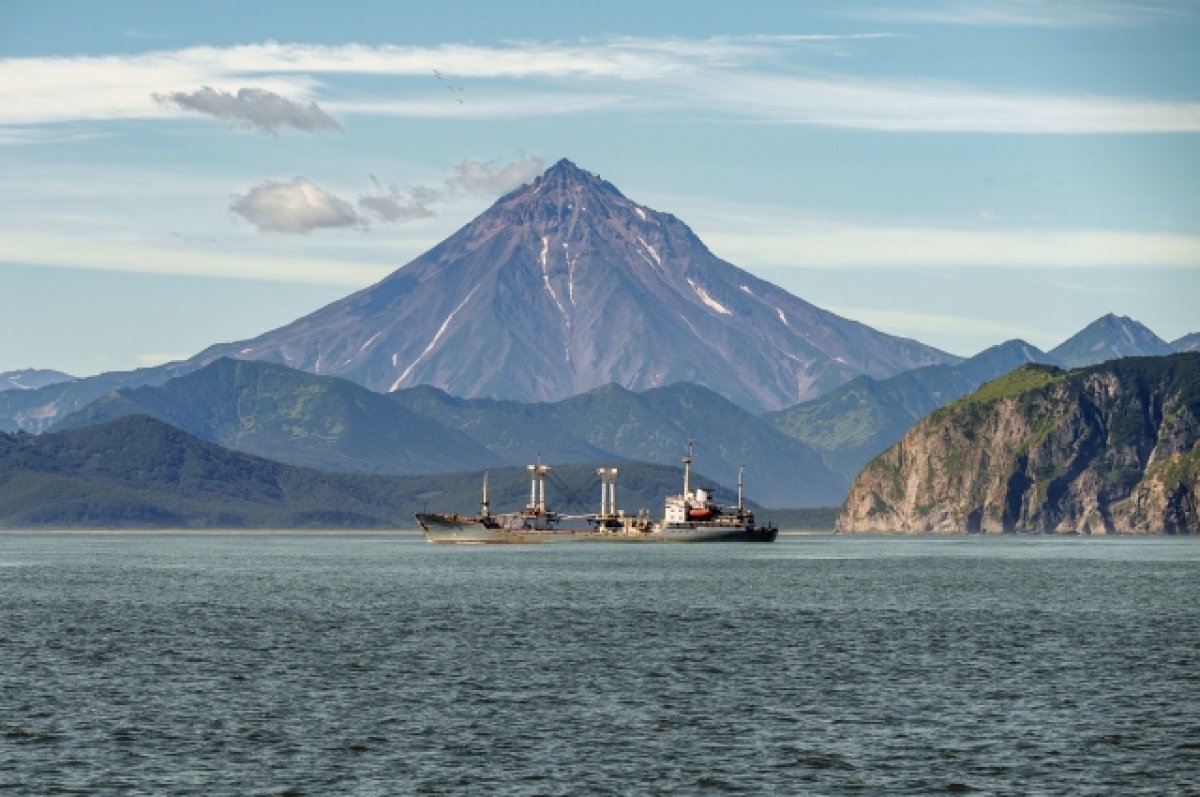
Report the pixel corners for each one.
[1,37,1197,134]
[230,177,365,234]
[0,231,392,286]
[705,225,1200,269]
[0,128,114,146]
[231,156,544,233]
[692,71,1200,133]
[154,86,341,134]
[825,306,1041,341]
[325,92,626,119]
[846,1,1185,28]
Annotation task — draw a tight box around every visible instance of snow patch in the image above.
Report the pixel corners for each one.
[635,206,647,221]
[637,236,661,267]
[239,347,253,354]
[740,285,753,295]
[390,284,482,391]
[357,331,383,354]
[834,356,847,364]
[688,279,732,315]
[391,353,398,368]
[676,311,701,339]
[539,236,567,321]
[564,243,577,306]
[776,308,789,327]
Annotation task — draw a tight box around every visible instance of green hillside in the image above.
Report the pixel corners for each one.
[0,415,727,529]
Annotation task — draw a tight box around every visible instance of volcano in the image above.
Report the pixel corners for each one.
[201,159,953,410]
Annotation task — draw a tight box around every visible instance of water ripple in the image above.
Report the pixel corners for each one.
[0,534,1197,794]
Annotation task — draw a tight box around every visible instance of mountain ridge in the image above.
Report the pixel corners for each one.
[766,339,1059,484]
[55,358,844,507]
[54,358,504,475]
[0,369,74,393]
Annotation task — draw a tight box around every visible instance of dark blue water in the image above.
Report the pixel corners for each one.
[2,533,1198,795]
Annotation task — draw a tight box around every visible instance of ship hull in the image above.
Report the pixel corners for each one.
[415,513,556,544]
[647,523,779,543]
[416,513,777,544]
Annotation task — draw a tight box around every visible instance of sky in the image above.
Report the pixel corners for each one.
[1,0,1198,377]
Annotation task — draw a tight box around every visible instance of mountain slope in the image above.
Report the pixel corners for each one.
[837,354,1200,534]
[766,340,1057,483]
[0,369,74,392]
[0,362,198,434]
[388,380,845,507]
[54,358,503,475]
[54,359,837,506]
[1172,332,1200,353]
[1050,313,1171,368]
[0,415,714,528]
[197,158,953,411]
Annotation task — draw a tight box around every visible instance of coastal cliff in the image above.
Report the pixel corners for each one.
[837,354,1200,534]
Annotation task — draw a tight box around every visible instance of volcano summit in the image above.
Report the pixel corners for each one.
[200,159,952,410]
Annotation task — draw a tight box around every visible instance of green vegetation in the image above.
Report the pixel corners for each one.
[946,363,1064,410]
[1143,443,1200,493]
[53,359,843,508]
[0,415,765,529]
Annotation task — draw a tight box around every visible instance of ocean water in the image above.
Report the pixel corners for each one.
[1,533,1198,796]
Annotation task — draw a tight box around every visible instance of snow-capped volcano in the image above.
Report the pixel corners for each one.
[200,158,953,410]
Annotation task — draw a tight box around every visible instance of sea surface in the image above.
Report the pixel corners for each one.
[1,533,1198,796]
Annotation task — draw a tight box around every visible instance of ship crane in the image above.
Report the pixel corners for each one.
[527,459,552,512]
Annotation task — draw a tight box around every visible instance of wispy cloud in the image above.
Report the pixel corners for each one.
[0,231,392,286]
[691,71,1200,133]
[124,29,171,40]
[0,128,114,146]
[1,37,1196,134]
[706,224,1200,269]
[154,86,341,134]
[135,352,192,367]
[845,1,1187,28]
[359,155,543,223]
[825,306,1043,342]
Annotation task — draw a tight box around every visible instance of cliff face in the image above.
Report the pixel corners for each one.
[837,354,1200,534]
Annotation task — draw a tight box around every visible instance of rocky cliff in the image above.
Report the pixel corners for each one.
[837,354,1200,534]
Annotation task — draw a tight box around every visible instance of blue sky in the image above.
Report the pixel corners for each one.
[2,0,1197,376]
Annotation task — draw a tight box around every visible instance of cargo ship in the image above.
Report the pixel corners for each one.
[414,439,778,544]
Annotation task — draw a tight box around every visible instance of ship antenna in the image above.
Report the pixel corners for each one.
[481,471,490,519]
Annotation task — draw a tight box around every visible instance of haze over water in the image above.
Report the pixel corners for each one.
[2,533,1198,794]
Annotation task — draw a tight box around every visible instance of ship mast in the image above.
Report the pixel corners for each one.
[737,464,744,512]
[682,435,694,498]
[481,471,491,519]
